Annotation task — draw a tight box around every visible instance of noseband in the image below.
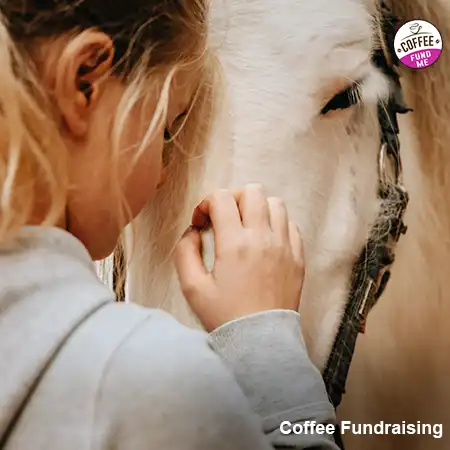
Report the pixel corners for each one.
[321,2,411,448]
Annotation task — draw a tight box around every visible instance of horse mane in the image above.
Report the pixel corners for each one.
[340,0,450,440]
[393,0,450,200]
[382,0,450,329]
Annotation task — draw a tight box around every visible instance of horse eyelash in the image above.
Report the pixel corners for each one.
[320,81,363,115]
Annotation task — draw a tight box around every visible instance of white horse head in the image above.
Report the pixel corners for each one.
[128,0,389,361]
[119,0,450,449]
[202,0,394,368]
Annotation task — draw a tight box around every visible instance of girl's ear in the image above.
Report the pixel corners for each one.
[53,30,115,137]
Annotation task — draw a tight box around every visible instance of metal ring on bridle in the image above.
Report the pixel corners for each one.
[378,142,404,187]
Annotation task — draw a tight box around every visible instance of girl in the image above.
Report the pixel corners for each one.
[0,1,339,449]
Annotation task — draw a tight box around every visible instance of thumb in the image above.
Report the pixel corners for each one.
[174,227,210,299]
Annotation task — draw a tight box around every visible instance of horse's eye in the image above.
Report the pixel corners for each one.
[320,82,362,115]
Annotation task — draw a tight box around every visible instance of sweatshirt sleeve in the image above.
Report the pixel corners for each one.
[209,309,339,448]
[96,307,339,450]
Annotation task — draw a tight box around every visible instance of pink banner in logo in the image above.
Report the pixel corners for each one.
[400,48,441,69]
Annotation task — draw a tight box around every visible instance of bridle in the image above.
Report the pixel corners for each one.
[321,2,411,448]
[112,3,411,447]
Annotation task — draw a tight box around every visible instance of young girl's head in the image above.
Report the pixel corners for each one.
[0,0,214,260]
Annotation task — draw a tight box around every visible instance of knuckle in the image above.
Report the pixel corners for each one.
[227,236,248,256]
[259,241,272,257]
[211,188,229,203]
[271,237,286,252]
[235,232,267,256]
[261,235,280,255]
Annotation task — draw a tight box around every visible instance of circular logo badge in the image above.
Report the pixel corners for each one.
[394,19,443,69]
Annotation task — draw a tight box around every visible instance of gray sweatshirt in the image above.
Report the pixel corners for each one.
[0,226,339,450]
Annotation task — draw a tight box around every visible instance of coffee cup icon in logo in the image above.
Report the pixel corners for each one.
[409,23,422,34]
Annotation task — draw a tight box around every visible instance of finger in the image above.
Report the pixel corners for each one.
[192,189,242,250]
[267,197,289,241]
[288,221,304,265]
[239,183,270,229]
[192,189,243,231]
[174,227,211,300]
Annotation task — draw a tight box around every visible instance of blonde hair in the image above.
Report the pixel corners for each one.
[0,1,215,297]
[0,16,70,242]
[112,58,219,299]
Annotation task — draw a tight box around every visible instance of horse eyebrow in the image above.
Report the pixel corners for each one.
[331,38,369,50]
[322,34,373,81]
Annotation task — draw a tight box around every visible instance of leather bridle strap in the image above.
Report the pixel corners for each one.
[321,3,412,447]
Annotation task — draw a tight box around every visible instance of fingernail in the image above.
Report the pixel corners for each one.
[194,216,211,231]
[246,183,263,189]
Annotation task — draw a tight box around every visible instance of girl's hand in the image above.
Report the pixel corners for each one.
[174,184,305,332]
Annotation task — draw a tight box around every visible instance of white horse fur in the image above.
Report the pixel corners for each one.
[108,0,450,448]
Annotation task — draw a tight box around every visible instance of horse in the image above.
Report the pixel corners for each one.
[98,0,450,448]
